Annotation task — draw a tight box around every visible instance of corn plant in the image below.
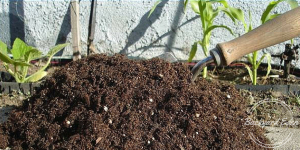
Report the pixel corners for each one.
[0,38,69,83]
[150,0,245,78]
[242,0,298,85]
[241,10,272,85]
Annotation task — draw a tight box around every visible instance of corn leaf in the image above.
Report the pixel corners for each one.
[228,6,245,23]
[188,42,198,62]
[190,0,201,14]
[204,25,235,38]
[24,71,47,83]
[247,10,253,32]
[242,63,254,83]
[210,0,229,8]
[257,53,272,77]
[219,8,236,24]
[184,0,189,12]
[148,0,162,18]
[247,54,253,65]
[261,0,284,24]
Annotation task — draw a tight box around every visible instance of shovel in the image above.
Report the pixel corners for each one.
[191,7,300,82]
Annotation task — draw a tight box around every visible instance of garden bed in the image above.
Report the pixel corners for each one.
[0,54,268,149]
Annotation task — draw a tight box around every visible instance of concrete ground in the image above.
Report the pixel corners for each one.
[265,127,300,150]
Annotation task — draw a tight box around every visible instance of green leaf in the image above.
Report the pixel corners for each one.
[24,43,68,83]
[25,49,42,62]
[190,0,201,14]
[248,10,253,32]
[188,42,198,62]
[11,38,34,60]
[220,8,236,24]
[148,0,162,18]
[228,6,245,25]
[24,71,47,83]
[261,0,283,24]
[0,51,14,64]
[247,54,253,65]
[47,43,68,57]
[242,63,254,83]
[184,0,189,12]
[13,60,31,67]
[210,0,229,8]
[204,25,235,38]
[261,0,298,24]
[0,40,8,55]
[257,53,272,77]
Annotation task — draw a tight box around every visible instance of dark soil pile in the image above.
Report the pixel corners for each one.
[0,54,269,149]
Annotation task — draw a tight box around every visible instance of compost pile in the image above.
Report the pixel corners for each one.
[0,54,269,149]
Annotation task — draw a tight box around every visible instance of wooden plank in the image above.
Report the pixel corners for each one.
[70,0,81,61]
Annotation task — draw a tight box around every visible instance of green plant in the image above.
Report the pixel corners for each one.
[0,38,69,83]
[241,10,272,85]
[242,0,298,85]
[150,0,245,78]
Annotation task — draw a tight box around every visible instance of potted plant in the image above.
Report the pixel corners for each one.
[0,38,69,94]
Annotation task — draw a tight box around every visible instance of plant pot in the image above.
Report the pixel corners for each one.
[235,84,300,96]
[0,82,41,95]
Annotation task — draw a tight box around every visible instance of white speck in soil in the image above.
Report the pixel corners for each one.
[159,74,163,77]
[196,113,200,118]
[66,120,70,125]
[214,115,217,120]
[104,106,108,112]
[109,119,112,124]
[196,132,199,135]
[147,141,151,144]
[151,111,154,115]
[152,137,155,140]
[227,95,231,99]
[149,98,153,102]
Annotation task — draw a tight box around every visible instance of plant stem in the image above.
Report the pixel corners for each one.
[201,30,211,78]
[252,51,258,85]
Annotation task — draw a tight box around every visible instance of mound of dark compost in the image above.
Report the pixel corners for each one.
[0,54,269,149]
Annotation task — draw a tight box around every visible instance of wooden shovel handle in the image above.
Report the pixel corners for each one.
[217,7,300,66]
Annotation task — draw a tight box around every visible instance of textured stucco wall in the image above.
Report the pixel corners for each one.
[0,0,300,67]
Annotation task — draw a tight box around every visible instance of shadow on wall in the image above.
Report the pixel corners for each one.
[131,15,198,57]
[9,0,25,46]
[7,0,69,55]
[120,0,198,59]
[55,4,72,56]
[119,0,168,54]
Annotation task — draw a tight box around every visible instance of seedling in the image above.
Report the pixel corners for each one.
[0,38,69,83]
[149,0,245,78]
[242,0,298,85]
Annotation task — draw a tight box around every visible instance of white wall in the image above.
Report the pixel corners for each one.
[0,0,300,67]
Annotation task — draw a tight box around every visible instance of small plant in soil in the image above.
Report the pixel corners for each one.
[149,0,245,78]
[0,38,68,83]
[241,10,272,85]
[242,0,298,85]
